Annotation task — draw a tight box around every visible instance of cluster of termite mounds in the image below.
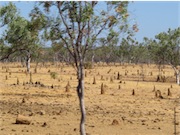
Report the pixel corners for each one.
[153,85,173,99]
[89,70,174,98]
[5,64,175,100]
[91,71,123,95]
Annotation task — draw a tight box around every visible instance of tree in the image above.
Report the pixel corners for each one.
[51,42,71,64]
[133,41,149,64]
[0,2,19,60]
[147,28,180,84]
[0,3,47,73]
[154,28,180,84]
[116,35,138,64]
[35,1,133,134]
[97,31,119,64]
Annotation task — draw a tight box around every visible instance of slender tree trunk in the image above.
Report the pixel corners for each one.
[77,63,86,135]
[171,65,180,85]
[26,52,31,73]
[91,54,94,68]
[176,71,180,85]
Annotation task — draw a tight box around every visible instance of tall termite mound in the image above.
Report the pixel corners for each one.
[101,83,105,94]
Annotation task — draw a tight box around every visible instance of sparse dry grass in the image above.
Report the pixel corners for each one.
[0,62,180,135]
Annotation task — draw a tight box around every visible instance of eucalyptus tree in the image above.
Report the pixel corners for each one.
[97,31,119,63]
[0,2,19,60]
[37,1,134,134]
[116,35,137,64]
[133,37,152,64]
[0,2,47,73]
[146,38,165,77]
[51,42,71,63]
[154,28,180,84]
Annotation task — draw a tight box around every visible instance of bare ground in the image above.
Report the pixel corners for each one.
[0,63,180,135]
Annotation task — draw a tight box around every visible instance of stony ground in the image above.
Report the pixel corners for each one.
[0,62,180,135]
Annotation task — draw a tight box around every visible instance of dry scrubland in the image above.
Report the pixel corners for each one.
[0,62,180,135]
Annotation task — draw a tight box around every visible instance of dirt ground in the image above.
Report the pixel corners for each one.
[0,62,180,135]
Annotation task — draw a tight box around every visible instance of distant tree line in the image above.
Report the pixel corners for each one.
[1,28,179,65]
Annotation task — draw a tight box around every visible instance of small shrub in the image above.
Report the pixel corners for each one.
[50,72,58,79]
[84,62,93,69]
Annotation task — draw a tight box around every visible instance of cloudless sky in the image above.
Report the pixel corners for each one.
[0,1,179,43]
[128,1,180,42]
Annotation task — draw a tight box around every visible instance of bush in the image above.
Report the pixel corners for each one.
[84,62,93,69]
[50,72,58,79]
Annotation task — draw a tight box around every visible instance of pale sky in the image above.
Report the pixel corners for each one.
[0,1,179,43]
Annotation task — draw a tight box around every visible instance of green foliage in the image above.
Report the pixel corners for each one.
[148,27,180,66]
[50,72,58,79]
[0,2,48,61]
[0,2,18,26]
[84,62,93,69]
